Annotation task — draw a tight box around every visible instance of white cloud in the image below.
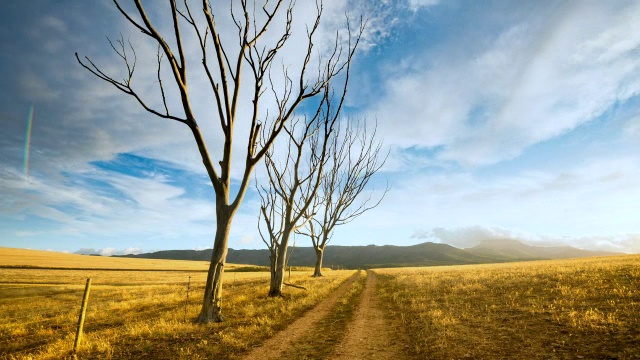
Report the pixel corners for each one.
[74,247,143,256]
[339,154,640,254]
[74,248,98,255]
[412,225,640,253]
[623,112,640,139]
[408,0,440,12]
[412,226,514,248]
[369,1,640,167]
[0,164,219,250]
[237,234,255,245]
[19,71,60,102]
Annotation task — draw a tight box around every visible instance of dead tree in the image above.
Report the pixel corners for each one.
[257,118,325,296]
[76,0,361,323]
[299,118,387,277]
[257,77,343,296]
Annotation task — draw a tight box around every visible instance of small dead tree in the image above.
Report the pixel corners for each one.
[257,52,357,294]
[299,118,387,277]
[257,78,345,293]
[257,117,328,296]
[76,0,361,323]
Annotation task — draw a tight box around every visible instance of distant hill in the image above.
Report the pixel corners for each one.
[0,247,211,271]
[466,239,619,260]
[116,240,622,269]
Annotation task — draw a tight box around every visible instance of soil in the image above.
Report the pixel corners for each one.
[330,270,410,360]
[243,270,410,360]
[242,272,360,360]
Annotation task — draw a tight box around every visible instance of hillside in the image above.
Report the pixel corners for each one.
[0,247,243,271]
[466,239,619,260]
[116,243,495,269]
[117,240,621,269]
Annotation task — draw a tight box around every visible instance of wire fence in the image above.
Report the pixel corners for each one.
[0,272,283,359]
[0,278,198,360]
[0,291,84,302]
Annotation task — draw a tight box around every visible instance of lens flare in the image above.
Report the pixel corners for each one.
[23,106,34,178]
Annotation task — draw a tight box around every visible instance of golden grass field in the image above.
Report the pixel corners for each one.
[1,247,639,359]
[0,248,354,359]
[1,247,223,271]
[375,255,640,359]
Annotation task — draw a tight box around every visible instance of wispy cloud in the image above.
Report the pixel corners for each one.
[354,154,640,253]
[412,226,519,248]
[412,225,640,254]
[74,247,143,256]
[368,1,640,167]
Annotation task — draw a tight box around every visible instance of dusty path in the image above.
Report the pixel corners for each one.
[242,272,361,360]
[331,270,410,360]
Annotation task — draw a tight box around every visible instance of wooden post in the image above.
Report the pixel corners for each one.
[74,278,91,354]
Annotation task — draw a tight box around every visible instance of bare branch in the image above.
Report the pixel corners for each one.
[112,0,152,37]
[75,51,189,125]
[157,46,170,116]
[170,0,187,81]
[79,0,366,317]
[182,0,228,134]
[203,0,234,130]
[297,117,388,277]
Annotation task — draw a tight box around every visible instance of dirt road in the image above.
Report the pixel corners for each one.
[242,270,409,360]
[331,270,410,360]
[242,272,360,360]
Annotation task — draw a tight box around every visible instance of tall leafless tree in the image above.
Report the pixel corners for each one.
[299,118,387,277]
[76,0,361,323]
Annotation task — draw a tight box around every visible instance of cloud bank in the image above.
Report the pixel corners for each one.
[74,247,144,256]
[412,225,640,254]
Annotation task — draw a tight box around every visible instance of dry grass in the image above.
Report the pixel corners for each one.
[375,255,640,359]
[0,247,253,271]
[5,248,639,359]
[0,248,354,359]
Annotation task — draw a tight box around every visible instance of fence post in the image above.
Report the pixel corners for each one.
[184,276,191,322]
[74,278,92,354]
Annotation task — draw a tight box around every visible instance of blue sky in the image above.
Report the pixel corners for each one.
[1,0,640,255]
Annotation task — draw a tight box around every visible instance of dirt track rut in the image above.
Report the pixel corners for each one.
[331,270,409,360]
[243,270,408,360]
[242,272,360,360]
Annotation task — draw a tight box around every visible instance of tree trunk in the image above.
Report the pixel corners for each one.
[268,249,278,293]
[268,232,291,297]
[313,247,324,277]
[197,206,232,323]
[269,259,285,297]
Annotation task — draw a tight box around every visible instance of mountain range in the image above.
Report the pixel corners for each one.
[116,239,621,269]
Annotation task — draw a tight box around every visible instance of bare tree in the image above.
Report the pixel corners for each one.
[299,118,387,277]
[76,0,361,323]
[257,59,353,295]
[257,118,325,296]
